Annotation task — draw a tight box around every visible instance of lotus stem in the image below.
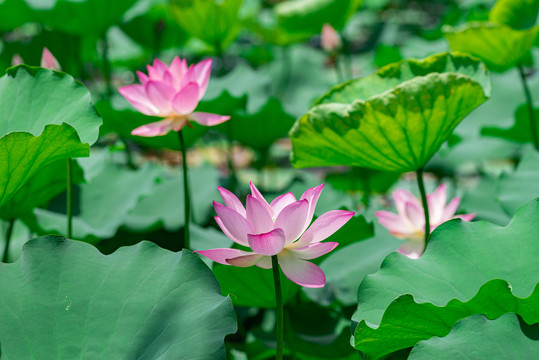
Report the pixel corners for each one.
[517,65,539,151]
[416,168,430,246]
[271,255,284,360]
[226,124,238,194]
[2,219,15,263]
[66,158,73,239]
[178,130,191,250]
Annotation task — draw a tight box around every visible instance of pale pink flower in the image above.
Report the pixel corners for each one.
[119,57,230,137]
[321,23,342,52]
[196,183,355,288]
[375,184,475,259]
[41,47,60,70]
[11,48,60,71]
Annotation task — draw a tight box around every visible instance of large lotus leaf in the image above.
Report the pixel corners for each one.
[123,165,220,232]
[444,22,539,72]
[169,0,242,53]
[0,159,84,220]
[290,73,489,172]
[409,313,539,359]
[315,52,490,105]
[0,124,89,210]
[489,0,539,30]
[26,162,159,242]
[0,236,236,359]
[0,65,101,145]
[482,103,539,144]
[274,0,362,40]
[25,0,138,35]
[352,198,539,359]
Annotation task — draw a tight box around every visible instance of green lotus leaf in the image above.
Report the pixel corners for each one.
[0,65,101,145]
[169,0,242,53]
[0,124,89,210]
[482,103,539,144]
[290,72,489,172]
[0,236,236,359]
[489,0,539,30]
[25,0,138,36]
[444,22,539,72]
[352,198,539,359]
[26,162,159,242]
[0,158,84,220]
[408,313,539,359]
[315,52,490,105]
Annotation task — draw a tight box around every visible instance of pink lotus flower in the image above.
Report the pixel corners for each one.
[375,184,475,259]
[321,23,342,52]
[196,183,355,288]
[11,47,60,71]
[118,57,230,137]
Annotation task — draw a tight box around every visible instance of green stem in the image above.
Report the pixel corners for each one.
[271,255,284,360]
[334,54,345,83]
[102,34,113,98]
[2,219,15,263]
[518,65,539,151]
[121,137,137,170]
[226,123,238,194]
[66,158,73,239]
[416,168,430,246]
[178,130,191,250]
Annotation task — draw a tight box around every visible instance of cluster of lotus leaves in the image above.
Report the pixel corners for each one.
[289,52,491,172]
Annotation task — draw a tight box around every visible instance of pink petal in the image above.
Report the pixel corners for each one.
[256,256,272,269]
[218,187,246,217]
[181,58,212,99]
[246,195,275,234]
[321,23,341,52]
[195,248,249,265]
[145,80,175,114]
[169,57,188,83]
[375,210,412,236]
[189,112,230,126]
[393,189,421,216]
[137,70,149,85]
[249,182,274,218]
[118,84,158,116]
[148,59,168,80]
[274,199,309,245]
[442,197,461,221]
[131,119,172,137]
[288,242,338,260]
[170,118,188,132]
[12,54,24,66]
[291,210,354,249]
[299,183,325,233]
[41,47,60,70]
[404,202,425,231]
[454,213,475,222]
[214,201,253,245]
[278,251,326,288]
[398,239,424,259]
[270,192,296,217]
[162,70,179,90]
[227,254,266,267]
[247,228,286,256]
[427,184,447,225]
[215,216,248,246]
[172,82,200,115]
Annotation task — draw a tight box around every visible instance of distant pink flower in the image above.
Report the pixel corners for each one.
[119,57,230,137]
[321,23,342,52]
[41,47,60,70]
[375,184,475,259]
[11,47,60,71]
[196,183,354,288]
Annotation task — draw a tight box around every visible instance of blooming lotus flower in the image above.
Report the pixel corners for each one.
[119,57,230,137]
[321,23,342,52]
[375,184,475,259]
[196,183,354,288]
